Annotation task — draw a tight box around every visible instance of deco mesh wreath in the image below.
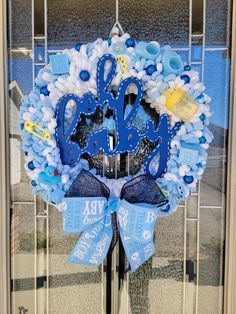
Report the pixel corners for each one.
[20,33,213,272]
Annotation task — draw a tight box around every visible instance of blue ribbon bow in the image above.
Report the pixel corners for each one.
[62,170,168,273]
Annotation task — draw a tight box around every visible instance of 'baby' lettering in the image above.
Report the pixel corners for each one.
[55,54,182,179]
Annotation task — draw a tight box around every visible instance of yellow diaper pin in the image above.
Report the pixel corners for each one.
[24,120,51,141]
[116,56,128,76]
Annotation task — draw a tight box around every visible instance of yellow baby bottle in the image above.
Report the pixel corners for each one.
[164,89,199,121]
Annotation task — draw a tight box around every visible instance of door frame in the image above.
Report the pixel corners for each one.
[1,1,236,313]
[224,0,236,312]
[0,0,10,313]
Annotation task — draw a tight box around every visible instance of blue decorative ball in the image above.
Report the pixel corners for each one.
[184,65,191,71]
[20,123,24,130]
[181,75,190,84]
[31,180,37,186]
[40,86,50,96]
[28,161,35,170]
[125,38,136,48]
[183,175,194,184]
[199,113,206,121]
[79,70,90,81]
[199,136,206,143]
[146,65,157,75]
[161,204,170,212]
[75,43,82,51]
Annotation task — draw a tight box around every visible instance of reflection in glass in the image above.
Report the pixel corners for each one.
[34,38,45,63]
[11,205,35,313]
[120,0,189,45]
[185,221,197,314]
[198,207,225,313]
[34,0,45,37]
[186,196,198,219]
[128,208,185,313]
[191,36,203,62]
[205,0,231,46]
[35,217,48,314]
[192,0,203,34]
[48,205,103,313]
[9,56,34,203]
[8,0,32,48]
[47,0,116,45]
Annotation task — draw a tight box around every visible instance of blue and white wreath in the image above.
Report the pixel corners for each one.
[20,33,213,216]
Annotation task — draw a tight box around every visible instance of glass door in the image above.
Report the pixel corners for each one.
[7,0,232,313]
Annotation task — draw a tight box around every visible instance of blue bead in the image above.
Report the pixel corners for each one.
[181,75,190,84]
[161,204,170,212]
[20,123,24,130]
[197,93,204,102]
[199,136,206,143]
[79,70,90,81]
[146,65,156,75]
[75,43,82,51]
[28,161,35,170]
[107,37,111,46]
[184,65,191,71]
[183,175,194,184]
[40,86,50,96]
[199,113,206,121]
[125,38,136,48]
[31,180,37,186]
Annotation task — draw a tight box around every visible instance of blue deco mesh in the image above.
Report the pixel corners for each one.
[65,169,110,198]
[65,169,167,208]
[120,175,168,207]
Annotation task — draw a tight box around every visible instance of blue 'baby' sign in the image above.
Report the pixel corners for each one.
[55,54,182,179]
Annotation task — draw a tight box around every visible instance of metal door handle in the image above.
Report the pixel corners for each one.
[18,306,28,314]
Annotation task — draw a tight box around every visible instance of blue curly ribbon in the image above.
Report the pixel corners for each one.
[62,170,168,273]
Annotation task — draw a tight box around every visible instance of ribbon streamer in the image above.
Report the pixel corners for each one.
[62,170,168,272]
